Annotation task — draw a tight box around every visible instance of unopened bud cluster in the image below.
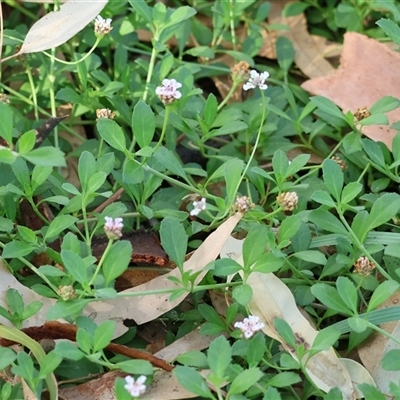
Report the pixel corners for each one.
[233,196,254,213]
[58,285,77,301]
[276,192,298,211]
[354,106,371,121]
[331,156,347,170]
[353,256,376,276]
[231,61,250,84]
[96,108,115,120]
[0,94,10,104]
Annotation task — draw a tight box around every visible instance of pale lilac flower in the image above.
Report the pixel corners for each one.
[94,15,113,36]
[234,315,265,339]
[243,70,269,91]
[104,216,123,240]
[190,198,206,216]
[156,79,182,105]
[124,375,147,398]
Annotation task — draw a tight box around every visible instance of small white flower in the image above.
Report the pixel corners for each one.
[124,375,147,398]
[94,15,113,36]
[104,216,123,240]
[243,70,269,91]
[155,79,182,105]
[234,315,264,339]
[190,197,206,216]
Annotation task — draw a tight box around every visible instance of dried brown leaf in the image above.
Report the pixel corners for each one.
[302,32,400,150]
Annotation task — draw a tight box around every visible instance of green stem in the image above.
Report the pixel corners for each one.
[142,36,159,103]
[41,37,101,65]
[153,106,171,154]
[228,0,237,53]
[217,81,239,111]
[87,239,113,289]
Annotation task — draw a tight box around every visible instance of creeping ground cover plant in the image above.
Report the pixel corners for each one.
[3,0,400,399]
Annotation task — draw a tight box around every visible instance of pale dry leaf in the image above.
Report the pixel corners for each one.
[358,292,400,394]
[268,0,335,78]
[339,358,376,398]
[22,378,38,400]
[91,213,242,325]
[302,32,400,150]
[247,272,355,399]
[13,0,107,58]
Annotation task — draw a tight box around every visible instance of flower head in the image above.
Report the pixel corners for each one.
[233,196,254,213]
[331,155,347,170]
[276,192,298,211]
[354,106,371,121]
[243,70,269,91]
[124,375,147,398]
[57,285,77,301]
[96,108,115,120]
[234,315,264,339]
[231,61,250,84]
[94,15,113,36]
[190,198,206,216]
[104,216,123,240]
[0,94,10,105]
[354,256,376,277]
[156,79,182,105]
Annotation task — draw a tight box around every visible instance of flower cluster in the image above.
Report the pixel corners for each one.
[57,285,77,301]
[94,15,113,36]
[104,216,123,240]
[156,79,182,105]
[231,61,250,84]
[243,70,269,91]
[234,315,264,339]
[276,192,298,211]
[354,256,376,277]
[96,108,115,120]
[353,106,371,121]
[124,375,147,398]
[0,94,10,105]
[190,198,206,216]
[331,155,347,170]
[233,196,254,213]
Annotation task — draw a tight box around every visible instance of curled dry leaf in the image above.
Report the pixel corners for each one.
[6,0,107,61]
[93,212,243,325]
[220,236,356,399]
[302,32,400,150]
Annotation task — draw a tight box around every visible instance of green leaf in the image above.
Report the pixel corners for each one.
[377,18,400,45]
[61,250,88,285]
[228,367,263,395]
[93,320,115,352]
[232,284,253,306]
[308,209,348,234]
[0,347,16,369]
[283,1,309,16]
[274,318,295,348]
[97,118,126,152]
[86,171,107,195]
[351,210,369,242]
[204,93,218,127]
[287,153,310,176]
[176,351,208,368]
[0,103,13,145]
[322,159,343,201]
[336,277,358,315]
[160,217,187,269]
[311,190,335,208]
[2,241,36,258]
[38,351,62,377]
[272,150,289,185]
[132,101,155,148]
[116,359,153,375]
[357,113,388,126]
[78,150,96,191]
[276,36,294,74]
[367,193,400,231]
[263,387,282,400]
[21,301,43,320]
[44,215,77,241]
[224,158,244,204]
[362,139,385,167]
[382,349,400,371]
[278,214,302,245]
[31,165,53,192]
[348,317,369,333]
[174,366,214,398]
[7,288,24,315]
[311,283,352,316]
[311,326,340,352]
[198,304,225,327]
[102,240,132,285]
[22,147,66,167]
[11,157,30,192]
[341,182,363,204]
[128,0,152,24]
[17,130,36,154]
[243,224,268,269]
[164,6,197,28]
[266,371,301,388]
[207,336,231,378]
[153,147,188,179]
[359,383,387,399]
[55,341,85,361]
[293,250,326,265]
[310,96,346,122]
[0,148,17,164]
[368,280,400,312]
[123,160,145,185]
